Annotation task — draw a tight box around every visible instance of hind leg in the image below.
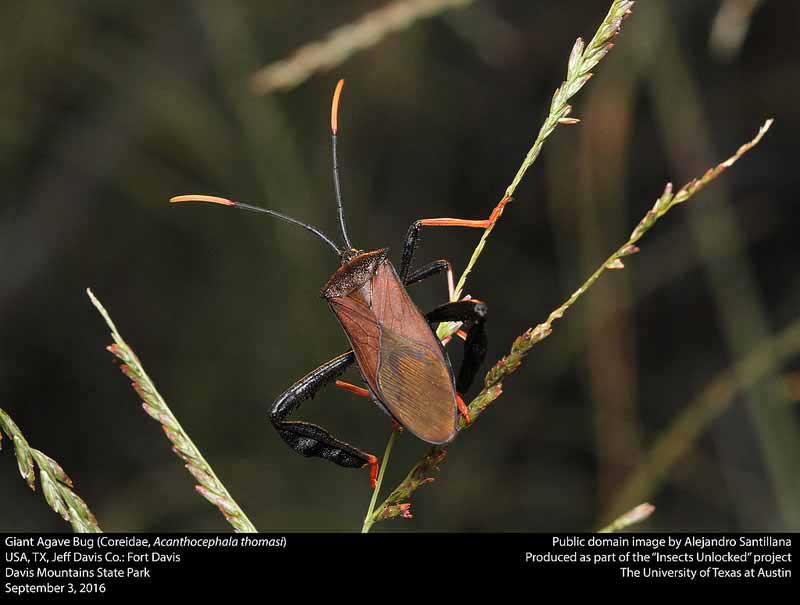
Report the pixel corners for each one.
[269,351,379,488]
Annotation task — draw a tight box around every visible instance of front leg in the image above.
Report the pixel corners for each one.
[269,351,379,488]
[398,196,512,281]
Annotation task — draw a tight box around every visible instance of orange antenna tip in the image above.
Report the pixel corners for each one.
[169,194,235,206]
[331,79,345,134]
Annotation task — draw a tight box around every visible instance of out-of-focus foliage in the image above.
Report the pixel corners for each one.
[1,0,798,532]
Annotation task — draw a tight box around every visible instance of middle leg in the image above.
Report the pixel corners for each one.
[404,259,455,300]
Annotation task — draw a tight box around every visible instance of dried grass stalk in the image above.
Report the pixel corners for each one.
[370,119,772,528]
[251,0,472,94]
[87,288,257,533]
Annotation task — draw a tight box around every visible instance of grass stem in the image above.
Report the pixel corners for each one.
[361,430,398,533]
[0,407,101,532]
[88,288,257,533]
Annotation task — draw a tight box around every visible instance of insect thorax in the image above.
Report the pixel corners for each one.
[320,248,389,299]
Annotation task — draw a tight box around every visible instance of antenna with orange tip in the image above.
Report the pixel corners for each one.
[330,79,352,250]
[168,194,342,255]
[169,80,357,257]
[170,194,235,206]
[331,79,344,135]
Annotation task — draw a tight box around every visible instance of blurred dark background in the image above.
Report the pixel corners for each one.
[1,0,798,532]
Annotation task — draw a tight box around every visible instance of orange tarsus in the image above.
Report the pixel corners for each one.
[488,195,513,225]
[419,217,493,229]
[335,380,369,398]
[366,454,379,490]
[456,393,471,425]
[417,196,513,230]
[331,79,345,134]
[170,194,235,206]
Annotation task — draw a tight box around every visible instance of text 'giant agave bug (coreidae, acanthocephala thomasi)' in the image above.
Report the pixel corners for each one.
[171,80,511,488]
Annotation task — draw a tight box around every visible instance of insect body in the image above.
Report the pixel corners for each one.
[171,80,505,488]
[324,248,465,446]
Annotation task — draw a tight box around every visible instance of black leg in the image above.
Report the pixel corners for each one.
[399,220,425,282]
[426,300,488,394]
[404,259,454,301]
[269,351,379,485]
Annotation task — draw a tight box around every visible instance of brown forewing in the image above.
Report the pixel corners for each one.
[328,289,381,396]
[371,261,458,444]
[377,329,458,444]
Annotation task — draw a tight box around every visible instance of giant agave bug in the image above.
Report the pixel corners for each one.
[171,81,509,488]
